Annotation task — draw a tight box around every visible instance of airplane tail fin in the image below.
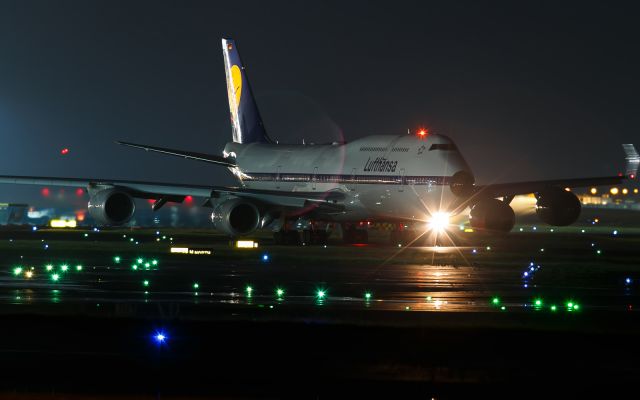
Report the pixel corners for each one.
[222,38,272,144]
[623,144,639,179]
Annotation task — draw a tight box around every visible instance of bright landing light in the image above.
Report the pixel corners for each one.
[427,212,451,232]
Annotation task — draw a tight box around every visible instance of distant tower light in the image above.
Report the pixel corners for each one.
[60,148,69,155]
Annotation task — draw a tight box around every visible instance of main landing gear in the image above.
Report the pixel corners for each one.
[273,221,331,246]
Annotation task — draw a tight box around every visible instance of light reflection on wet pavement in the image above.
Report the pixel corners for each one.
[2,246,637,313]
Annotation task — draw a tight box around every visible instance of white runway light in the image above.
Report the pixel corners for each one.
[427,212,451,232]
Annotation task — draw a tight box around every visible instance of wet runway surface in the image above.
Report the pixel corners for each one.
[1,223,640,396]
[1,228,639,317]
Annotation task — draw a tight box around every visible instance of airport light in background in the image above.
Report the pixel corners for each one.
[246,285,253,297]
[590,187,597,195]
[610,187,619,195]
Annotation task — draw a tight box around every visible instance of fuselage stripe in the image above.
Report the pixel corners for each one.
[242,172,451,185]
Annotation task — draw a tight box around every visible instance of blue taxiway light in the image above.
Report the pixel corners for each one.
[153,331,167,344]
[262,254,269,261]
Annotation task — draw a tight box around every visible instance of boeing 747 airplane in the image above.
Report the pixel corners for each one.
[1,38,637,245]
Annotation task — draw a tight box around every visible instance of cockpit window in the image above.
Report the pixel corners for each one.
[429,143,457,151]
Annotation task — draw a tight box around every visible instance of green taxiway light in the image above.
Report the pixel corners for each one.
[550,305,557,312]
[151,260,158,266]
[573,304,580,311]
[144,262,150,268]
[143,280,150,287]
[364,292,372,300]
[492,297,500,305]
[45,264,53,271]
[76,265,83,271]
[51,273,60,282]
[567,302,574,309]
[193,282,199,290]
[60,265,69,272]
[276,288,285,297]
[500,306,506,311]
[13,267,23,276]
[114,256,121,263]
[316,290,326,299]
[131,264,138,271]
[137,258,143,264]
[246,286,253,296]
[534,299,543,307]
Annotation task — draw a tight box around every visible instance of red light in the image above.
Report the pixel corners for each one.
[618,172,623,177]
[61,148,69,155]
[147,199,155,204]
[184,195,193,204]
[75,188,84,197]
[417,128,428,137]
[41,187,50,197]
[631,174,636,180]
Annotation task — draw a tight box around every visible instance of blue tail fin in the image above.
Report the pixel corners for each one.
[222,38,272,144]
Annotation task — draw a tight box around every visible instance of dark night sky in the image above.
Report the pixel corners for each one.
[1,1,639,204]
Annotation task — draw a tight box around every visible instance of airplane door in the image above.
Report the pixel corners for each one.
[398,168,405,192]
[348,168,356,191]
[312,167,318,190]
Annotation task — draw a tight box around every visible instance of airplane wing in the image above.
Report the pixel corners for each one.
[474,144,637,199]
[0,175,345,209]
[474,175,625,199]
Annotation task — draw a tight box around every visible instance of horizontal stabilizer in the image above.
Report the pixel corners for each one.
[116,141,236,167]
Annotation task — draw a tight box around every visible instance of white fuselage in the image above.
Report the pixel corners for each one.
[223,134,473,223]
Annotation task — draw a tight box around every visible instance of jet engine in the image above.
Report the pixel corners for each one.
[87,189,136,226]
[449,170,475,198]
[535,189,581,226]
[469,198,515,233]
[211,197,261,236]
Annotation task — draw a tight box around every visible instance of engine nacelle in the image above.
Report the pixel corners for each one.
[470,198,515,233]
[87,189,135,226]
[450,170,475,198]
[535,189,581,226]
[211,198,261,236]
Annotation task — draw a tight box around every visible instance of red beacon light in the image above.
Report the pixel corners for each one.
[417,128,429,138]
[60,148,69,155]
